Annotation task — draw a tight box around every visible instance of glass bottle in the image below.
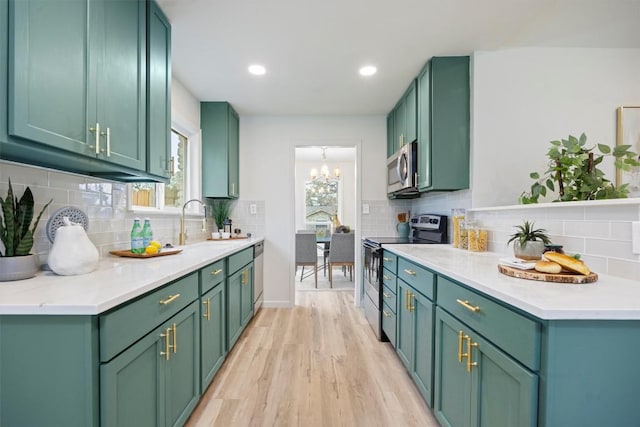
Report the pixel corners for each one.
[130,218,144,254]
[451,209,466,248]
[142,218,153,248]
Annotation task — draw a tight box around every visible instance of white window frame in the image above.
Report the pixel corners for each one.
[303,177,343,229]
[128,115,203,215]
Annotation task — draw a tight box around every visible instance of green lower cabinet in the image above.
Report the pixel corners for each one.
[200,283,226,393]
[435,308,537,427]
[227,262,254,349]
[240,263,254,327]
[101,301,200,427]
[396,280,434,406]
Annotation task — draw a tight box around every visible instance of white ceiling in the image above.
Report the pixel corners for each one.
[157,0,640,116]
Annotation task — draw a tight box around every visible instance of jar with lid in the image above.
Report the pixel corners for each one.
[459,219,472,250]
[451,208,466,248]
[468,223,488,252]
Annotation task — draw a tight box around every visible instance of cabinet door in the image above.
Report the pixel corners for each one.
[165,301,200,427]
[434,308,471,427]
[411,290,434,406]
[101,322,164,427]
[226,267,243,349]
[394,99,406,151]
[227,108,239,198]
[147,0,171,178]
[8,0,92,155]
[470,333,538,427]
[396,280,413,371]
[404,81,417,144]
[240,263,254,327]
[201,284,226,392]
[386,112,395,157]
[95,0,146,170]
[416,61,431,191]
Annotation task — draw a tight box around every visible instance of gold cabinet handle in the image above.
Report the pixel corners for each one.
[383,275,391,281]
[456,299,480,313]
[105,127,111,156]
[203,298,210,320]
[172,323,177,354]
[242,269,248,285]
[403,269,416,276]
[160,294,181,305]
[404,289,409,311]
[211,268,223,276]
[409,292,415,312]
[231,183,236,195]
[466,335,478,372]
[458,331,467,363]
[383,310,391,318]
[383,292,391,299]
[89,123,100,154]
[383,257,392,262]
[160,327,171,361]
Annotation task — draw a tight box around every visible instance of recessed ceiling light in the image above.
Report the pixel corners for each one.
[359,65,377,77]
[248,64,266,76]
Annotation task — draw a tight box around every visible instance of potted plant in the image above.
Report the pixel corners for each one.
[210,199,230,232]
[519,133,640,204]
[507,220,551,260]
[0,179,52,281]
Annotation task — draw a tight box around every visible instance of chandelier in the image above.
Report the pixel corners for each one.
[310,147,341,181]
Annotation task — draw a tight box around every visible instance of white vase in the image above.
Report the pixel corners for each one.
[513,240,545,260]
[0,254,39,281]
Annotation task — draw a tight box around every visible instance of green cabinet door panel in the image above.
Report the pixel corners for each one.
[417,56,470,192]
[201,283,227,393]
[404,81,417,144]
[147,0,171,179]
[101,301,200,427]
[0,315,100,427]
[226,265,243,349]
[393,97,406,152]
[411,290,434,406]
[8,0,92,154]
[396,280,413,371]
[386,112,395,158]
[201,102,240,199]
[240,263,254,327]
[434,308,472,427]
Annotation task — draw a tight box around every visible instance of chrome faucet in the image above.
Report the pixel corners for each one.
[179,198,207,245]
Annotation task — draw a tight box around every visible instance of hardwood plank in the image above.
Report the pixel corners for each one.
[186,291,438,427]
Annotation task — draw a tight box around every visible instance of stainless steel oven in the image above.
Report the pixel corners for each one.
[362,214,448,341]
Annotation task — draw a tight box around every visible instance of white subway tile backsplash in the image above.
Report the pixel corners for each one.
[610,222,632,242]
[585,204,640,221]
[585,238,635,260]
[607,258,640,281]
[546,206,585,221]
[563,221,610,239]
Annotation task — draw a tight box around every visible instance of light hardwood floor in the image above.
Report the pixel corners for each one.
[186,291,439,427]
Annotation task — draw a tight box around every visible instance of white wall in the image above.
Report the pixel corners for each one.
[172,77,200,130]
[238,115,390,307]
[471,47,640,208]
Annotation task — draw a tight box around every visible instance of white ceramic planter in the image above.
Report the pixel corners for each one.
[0,254,39,281]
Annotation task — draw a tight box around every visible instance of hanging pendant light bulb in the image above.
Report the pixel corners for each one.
[309,146,341,181]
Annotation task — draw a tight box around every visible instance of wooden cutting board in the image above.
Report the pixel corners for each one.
[498,264,598,284]
[207,236,249,241]
[109,249,182,258]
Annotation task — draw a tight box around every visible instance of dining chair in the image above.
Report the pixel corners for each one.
[295,232,318,287]
[327,232,354,287]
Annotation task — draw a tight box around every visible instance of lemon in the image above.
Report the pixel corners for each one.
[145,245,159,255]
[150,240,162,249]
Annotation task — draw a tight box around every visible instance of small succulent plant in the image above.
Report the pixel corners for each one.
[0,178,52,256]
[507,220,551,247]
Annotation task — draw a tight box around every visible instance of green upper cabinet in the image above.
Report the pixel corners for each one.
[387,80,417,157]
[201,102,240,199]
[146,0,171,180]
[8,0,146,171]
[417,56,470,192]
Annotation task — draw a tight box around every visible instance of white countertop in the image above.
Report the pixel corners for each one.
[384,244,640,321]
[0,238,263,315]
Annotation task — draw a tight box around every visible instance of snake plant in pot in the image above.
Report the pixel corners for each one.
[507,220,551,260]
[0,179,52,281]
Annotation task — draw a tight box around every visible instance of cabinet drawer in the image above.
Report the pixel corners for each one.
[382,284,397,313]
[398,258,434,300]
[382,301,397,347]
[382,271,397,294]
[438,277,540,371]
[228,247,253,275]
[382,251,397,274]
[200,259,225,294]
[100,272,199,362]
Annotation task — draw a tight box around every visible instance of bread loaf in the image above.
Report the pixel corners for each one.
[534,260,562,274]
[543,252,590,275]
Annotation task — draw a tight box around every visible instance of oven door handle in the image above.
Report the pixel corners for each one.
[363,242,381,251]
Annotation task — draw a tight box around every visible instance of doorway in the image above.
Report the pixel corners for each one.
[293,145,360,299]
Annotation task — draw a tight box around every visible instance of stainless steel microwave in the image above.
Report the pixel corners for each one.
[387,142,418,195]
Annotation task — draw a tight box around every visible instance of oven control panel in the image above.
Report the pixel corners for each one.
[411,214,446,231]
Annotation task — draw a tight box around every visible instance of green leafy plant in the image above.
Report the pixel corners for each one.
[0,179,52,257]
[507,220,551,247]
[210,199,230,231]
[519,133,640,204]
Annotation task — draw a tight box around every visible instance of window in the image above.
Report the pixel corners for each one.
[304,179,341,229]
[131,129,190,211]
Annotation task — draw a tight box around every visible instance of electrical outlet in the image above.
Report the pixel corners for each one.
[250,204,257,215]
[362,203,369,214]
[633,222,640,254]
